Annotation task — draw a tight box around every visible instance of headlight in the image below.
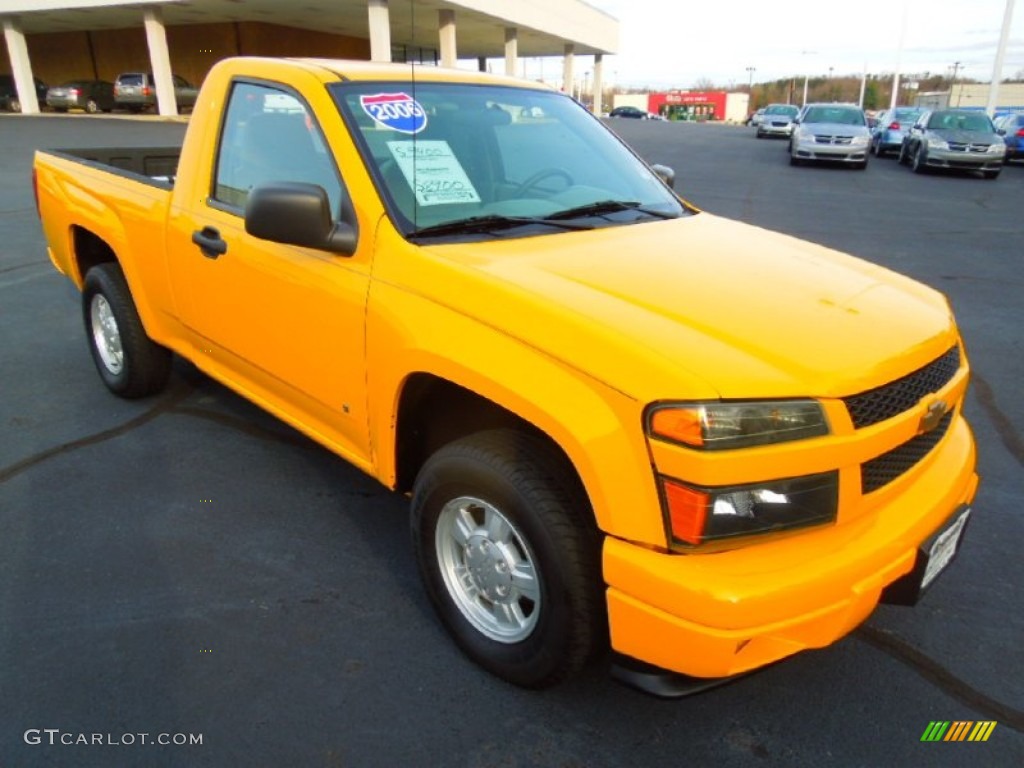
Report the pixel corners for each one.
[928,137,949,150]
[798,129,817,142]
[659,471,839,546]
[988,143,1006,154]
[852,135,869,146]
[648,400,829,450]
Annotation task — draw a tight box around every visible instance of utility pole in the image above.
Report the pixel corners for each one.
[950,60,962,106]
[746,66,756,92]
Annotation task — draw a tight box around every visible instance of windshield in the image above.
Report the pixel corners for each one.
[927,111,994,132]
[332,82,687,239]
[802,106,864,126]
[764,105,798,117]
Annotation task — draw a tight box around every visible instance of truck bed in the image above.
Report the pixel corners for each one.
[44,146,181,187]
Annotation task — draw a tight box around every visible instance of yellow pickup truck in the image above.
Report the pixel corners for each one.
[35,56,977,694]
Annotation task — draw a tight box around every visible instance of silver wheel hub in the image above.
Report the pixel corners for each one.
[90,294,124,375]
[436,496,541,643]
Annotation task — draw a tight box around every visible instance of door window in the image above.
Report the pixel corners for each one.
[213,81,342,214]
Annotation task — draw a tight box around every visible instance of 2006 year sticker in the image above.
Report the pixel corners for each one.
[360,93,427,134]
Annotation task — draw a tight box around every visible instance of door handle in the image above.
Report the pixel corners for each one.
[191,226,228,260]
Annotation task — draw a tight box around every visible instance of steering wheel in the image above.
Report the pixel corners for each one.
[513,168,574,198]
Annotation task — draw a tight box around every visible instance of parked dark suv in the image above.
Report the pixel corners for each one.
[114,72,199,112]
[0,74,49,112]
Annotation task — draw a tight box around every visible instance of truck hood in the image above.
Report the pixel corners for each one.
[424,213,957,401]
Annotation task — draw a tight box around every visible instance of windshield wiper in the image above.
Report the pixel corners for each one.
[409,214,593,240]
[544,200,678,221]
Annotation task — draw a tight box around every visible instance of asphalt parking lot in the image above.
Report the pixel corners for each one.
[2,113,1022,767]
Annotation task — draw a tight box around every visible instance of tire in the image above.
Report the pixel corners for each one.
[82,263,172,398]
[411,429,604,689]
[85,99,99,114]
[897,143,908,165]
[982,169,1000,180]
[855,159,868,170]
[756,129,764,139]
[873,140,884,158]
[789,152,801,166]
[912,145,928,174]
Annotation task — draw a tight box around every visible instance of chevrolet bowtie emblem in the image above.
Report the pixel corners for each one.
[920,400,948,433]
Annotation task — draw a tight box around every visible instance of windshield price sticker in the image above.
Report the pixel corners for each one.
[387,140,482,206]
[360,93,427,134]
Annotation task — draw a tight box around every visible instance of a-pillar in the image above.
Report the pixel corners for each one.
[143,9,178,116]
[562,43,574,95]
[2,17,40,114]
[439,9,457,68]
[504,27,518,77]
[368,0,391,62]
[591,53,604,115]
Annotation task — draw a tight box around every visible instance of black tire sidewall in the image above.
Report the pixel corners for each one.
[81,264,170,398]
[411,436,596,688]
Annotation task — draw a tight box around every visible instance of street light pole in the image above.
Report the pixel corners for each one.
[746,65,756,92]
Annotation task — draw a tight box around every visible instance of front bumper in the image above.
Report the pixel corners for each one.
[925,146,1004,171]
[760,122,793,137]
[792,137,869,163]
[603,414,977,679]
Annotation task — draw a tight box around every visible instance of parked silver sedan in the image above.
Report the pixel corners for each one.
[46,80,116,113]
[789,104,870,169]
[898,109,1004,179]
[756,103,800,138]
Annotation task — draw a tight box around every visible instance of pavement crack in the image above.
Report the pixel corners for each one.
[169,405,315,450]
[856,625,1024,732]
[0,379,194,485]
[972,372,1024,468]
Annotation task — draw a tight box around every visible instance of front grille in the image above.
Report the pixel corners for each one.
[948,142,990,154]
[861,412,954,493]
[814,135,853,145]
[843,346,961,429]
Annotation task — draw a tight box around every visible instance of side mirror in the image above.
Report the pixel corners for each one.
[650,164,676,189]
[997,128,1006,136]
[245,182,357,255]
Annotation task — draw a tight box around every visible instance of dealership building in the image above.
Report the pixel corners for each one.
[1,0,619,115]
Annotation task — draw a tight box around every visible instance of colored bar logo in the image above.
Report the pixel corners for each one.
[921,721,997,742]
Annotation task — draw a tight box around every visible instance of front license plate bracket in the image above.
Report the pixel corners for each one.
[880,505,971,607]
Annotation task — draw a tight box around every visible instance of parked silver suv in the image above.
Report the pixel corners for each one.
[789,104,870,169]
[113,72,198,113]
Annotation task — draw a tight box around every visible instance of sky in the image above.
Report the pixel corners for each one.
[582,0,1024,89]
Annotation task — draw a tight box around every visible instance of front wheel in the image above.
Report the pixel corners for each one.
[912,145,928,174]
[411,429,604,688]
[82,263,172,398]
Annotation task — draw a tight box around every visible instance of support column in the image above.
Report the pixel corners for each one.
[504,27,518,77]
[592,53,604,115]
[2,18,40,114]
[438,9,457,68]
[368,0,392,62]
[562,43,575,94]
[143,9,178,116]
[477,56,486,73]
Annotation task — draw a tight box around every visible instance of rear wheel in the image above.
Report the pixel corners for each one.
[82,263,172,398]
[411,429,604,688]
